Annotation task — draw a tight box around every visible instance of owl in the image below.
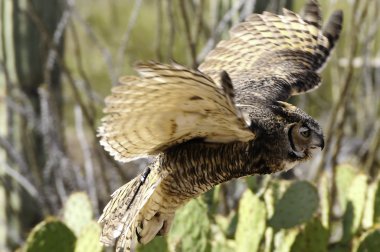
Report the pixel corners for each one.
[98,0,343,251]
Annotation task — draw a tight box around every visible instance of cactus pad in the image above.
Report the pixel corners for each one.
[75,221,103,252]
[235,189,266,252]
[63,192,93,236]
[24,217,76,252]
[356,229,380,252]
[168,198,210,252]
[268,181,319,229]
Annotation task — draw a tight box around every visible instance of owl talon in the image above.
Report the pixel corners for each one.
[135,227,142,242]
[138,214,164,244]
[158,214,174,236]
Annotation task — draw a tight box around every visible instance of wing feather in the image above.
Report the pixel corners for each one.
[98,62,254,162]
[199,0,343,102]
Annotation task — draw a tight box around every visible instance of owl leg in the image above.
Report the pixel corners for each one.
[136,211,175,244]
[158,213,174,235]
[137,212,164,244]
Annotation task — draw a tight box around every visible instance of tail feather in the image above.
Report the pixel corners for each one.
[99,164,165,251]
[99,177,140,245]
[323,10,343,49]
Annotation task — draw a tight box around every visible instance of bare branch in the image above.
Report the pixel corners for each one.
[2,164,41,205]
[179,0,197,67]
[116,0,143,77]
[75,106,99,214]
[0,136,28,174]
[70,8,116,84]
[196,0,247,63]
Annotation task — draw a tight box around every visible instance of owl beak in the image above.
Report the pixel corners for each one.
[311,133,324,150]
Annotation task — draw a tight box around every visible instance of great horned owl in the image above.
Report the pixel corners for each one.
[98,0,343,251]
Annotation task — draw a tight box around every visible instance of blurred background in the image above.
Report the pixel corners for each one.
[1,0,380,251]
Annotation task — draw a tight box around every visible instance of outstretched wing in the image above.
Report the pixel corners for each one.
[199,0,343,102]
[98,62,254,162]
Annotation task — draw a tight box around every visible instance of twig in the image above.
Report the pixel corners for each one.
[364,120,380,177]
[68,20,99,116]
[0,136,28,174]
[193,0,205,53]
[71,8,116,85]
[166,0,176,59]
[44,2,70,81]
[116,0,143,77]
[179,1,197,67]
[75,106,99,214]
[38,86,67,211]
[155,0,163,61]
[196,0,247,63]
[26,2,97,132]
[2,164,43,207]
[0,0,15,150]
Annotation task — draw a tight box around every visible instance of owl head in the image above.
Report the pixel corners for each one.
[274,101,324,159]
[246,100,324,173]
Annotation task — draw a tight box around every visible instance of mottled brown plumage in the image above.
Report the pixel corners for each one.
[98,1,343,251]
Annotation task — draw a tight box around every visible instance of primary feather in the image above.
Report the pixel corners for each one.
[199,0,343,102]
[98,62,254,162]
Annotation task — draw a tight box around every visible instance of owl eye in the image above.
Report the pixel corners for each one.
[299,127,311,138]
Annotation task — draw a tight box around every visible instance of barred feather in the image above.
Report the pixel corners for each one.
[199,0,343,101]
[98,62,254,162]
[99,163,167,251]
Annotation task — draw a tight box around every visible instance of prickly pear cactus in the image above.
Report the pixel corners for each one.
[273,228,299,252]
[374,179,380,224]
[137,236,168,252]
[290,218,329,252]
[335,164,356,213]
[235,189,266,252]
[168,198,211,252]
[268,181,319,230]
[74,221,103,252]
[63,192,93,236]
[263,180,291,252]
[342,173,367,242]
[356,229,380,252]
[319,173,330,229]
[211,239,236,252]
[24,217,76,252]
[362,180,377,229]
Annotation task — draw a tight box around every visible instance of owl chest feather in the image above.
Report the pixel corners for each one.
[157,140,289,206]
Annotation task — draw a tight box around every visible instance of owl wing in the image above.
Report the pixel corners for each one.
[98,62,254,162]
[199,0,343,102]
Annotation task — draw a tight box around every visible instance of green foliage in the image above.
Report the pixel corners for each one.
[62,192,94,236]
[342,173,367,242]
[24,217,76,252]
[335,164,357,213]
[374,180,380,224]
[273,228,299,252]
[269,181,319,229]
[22,166,380,252]
[214,212,237,239]
[319,173,330,229]
[138,236,169,252]
[291,218,329,252]
[23,192,103,252]
[356,229,380,252]
[235,190,266,252]
[75,221,103,252]
[168,198,211,252]
[362,181,377,229]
